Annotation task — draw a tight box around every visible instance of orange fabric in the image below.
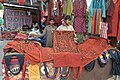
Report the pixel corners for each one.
[97,10,101,34]
[92,9,96,34]
[117,16,120,40]
[0,0,5,2]
[53,37,110,67]
[53,31,79,53]
[4,32,110,68]
[117,4,120,40]
[3,41,54,65]
[109,0,120,40]
[17,0,24,5]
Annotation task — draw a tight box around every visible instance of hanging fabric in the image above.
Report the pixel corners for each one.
[52,0,59,16]
[103,0,114,34]
[100,22,108,39]
[0,0,5,2]
[73,0,87,33]
[89,0,106,34]
[48,0,63,26]
[63,0,73,16]
[108,0,120,40]
[41,1,47,16]
[17,0,25,5]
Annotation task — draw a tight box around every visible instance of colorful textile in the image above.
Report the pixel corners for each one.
[3,41,55,64]
[100,22,108,39]
[63,0,73,16]
[103,0,114,33]
[28,64,41,80]
[53,37,110,67]
[89,0,106,34]
[53,31,79,53]
[73,0,87,33]
[48,0,63,26]
[2,53,27,80]
[108,0,120,40]
[3,31,110,68]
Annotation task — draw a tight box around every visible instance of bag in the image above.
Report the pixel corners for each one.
[2,52,27,80]
[84,60,96,72]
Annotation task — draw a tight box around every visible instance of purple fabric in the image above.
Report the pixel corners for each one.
[73,0,87,33]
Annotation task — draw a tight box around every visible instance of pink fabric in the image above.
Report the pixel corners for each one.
[100,22,108,39]
[73,0,87,33]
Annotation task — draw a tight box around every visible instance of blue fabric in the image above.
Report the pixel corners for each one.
[41,36,46,47]
[89,0,106,18]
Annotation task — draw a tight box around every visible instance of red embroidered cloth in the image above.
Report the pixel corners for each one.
[3,41,54,65]
[53,37,110,67]
[3,31,110,68]
[53,31,79,53]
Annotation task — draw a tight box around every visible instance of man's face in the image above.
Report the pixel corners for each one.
[49,20,55,25]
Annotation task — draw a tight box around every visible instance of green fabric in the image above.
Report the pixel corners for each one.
[0,3,4,10]
[76,33,84,44]
[63,0,73,16]
[0,18,4,25]
[89,0,106,18]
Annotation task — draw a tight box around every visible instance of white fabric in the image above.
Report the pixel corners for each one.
[57,25,74,31]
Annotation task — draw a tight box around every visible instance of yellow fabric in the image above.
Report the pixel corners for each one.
[63,0,73,16]
[56,68,60,78]
[100,55,103,58]
[97,9,101,34]
[28,64,41,80]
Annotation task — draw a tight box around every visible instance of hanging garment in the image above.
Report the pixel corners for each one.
[17,0,24,5]
[48,0,63,26]
[89,0,106,34]
[103,0,114,34]
[73,0,87,33]
[108,50,120,75]
[63,0,73,16]
[41,1,47,16]
[87,9,92,33]
[100,22,108,39]
[108,0,120,40]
